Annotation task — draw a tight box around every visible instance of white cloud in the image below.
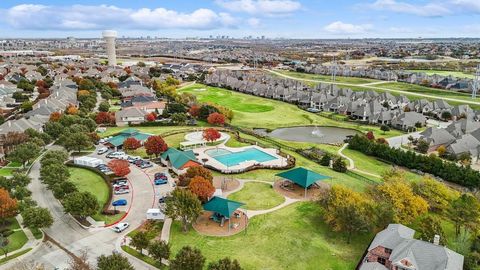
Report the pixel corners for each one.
[2,4,236,31]
[370,0,451,17]
[247,18,261,27]
[324,21,372,34]
[215,0,301,15]
[451,0,480,12]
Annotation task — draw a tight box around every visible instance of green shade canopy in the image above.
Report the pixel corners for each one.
[203,196,245,218]
[276,167,330,188]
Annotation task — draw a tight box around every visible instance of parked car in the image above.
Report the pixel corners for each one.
[113,182,128,188]
[106,151,126,159]
[158,195,171,204]
[127,156,142,163]
[97,147,109,155]
[114,189,130,195]
[114,185,129,191]
[112,222,129,233]
[136,160,153,169]
[112,199,127,206]
[154,178,168,185]
[154,172,168,180]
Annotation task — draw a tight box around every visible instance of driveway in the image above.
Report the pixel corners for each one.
[16,146,165,269]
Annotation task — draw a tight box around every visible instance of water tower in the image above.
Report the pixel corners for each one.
[102,30,117,66]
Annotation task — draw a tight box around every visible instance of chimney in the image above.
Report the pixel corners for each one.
[433,234,440,245]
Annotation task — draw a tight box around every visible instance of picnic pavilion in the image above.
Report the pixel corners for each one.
[194,196,247,236]
[275,167,330,198]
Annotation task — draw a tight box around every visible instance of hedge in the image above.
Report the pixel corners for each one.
[348,135,480,189]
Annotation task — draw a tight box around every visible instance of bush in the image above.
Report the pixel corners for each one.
[319,154,331,166]
[332,158,347,173]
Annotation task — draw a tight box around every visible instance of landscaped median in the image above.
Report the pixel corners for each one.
[67,164,125,226]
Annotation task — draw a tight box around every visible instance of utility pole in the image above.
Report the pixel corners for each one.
[473,64,480,99]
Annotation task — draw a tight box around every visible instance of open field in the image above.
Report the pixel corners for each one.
[179,84,403,138]
[406,69,475,79]
[276,70,381,84]
[170,202,372,270]
[228,182,285,210]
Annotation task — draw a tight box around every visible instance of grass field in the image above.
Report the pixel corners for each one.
[69,167,123,224]
[276,70,381,84]
[179,84,403,138]
[406,69,475,79]
[170,202,372,270]
[228,182,285,210]
[0,219,28,256]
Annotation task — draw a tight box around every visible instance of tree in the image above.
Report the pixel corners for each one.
[165,189,202,232]
[63,192,99,219]
[437,145,447,157]
[416,139,430,154]
[96,112,115,125]
[203,128,221,144]
[319,154,331,166]
[144,136,168,157]
[44,121,64,139]
[60,132,93,153]
[320,185,373,243]
[131,231,149,255]
[146,112,157,122]
[188,176,215,202]
[416,216,446,245]
[40,163,70,187]
[171,113,187,125]
[148,240,170,264]
[369,178,428,224]
[412,177,458,213]
[441,111,452,121]
[98,101,110,112]
[22,207,53,229]
[0,188,18,224]
[188,105,200,118]
[97,253,134,270]
[207,113,225,126]
[169,246,205,270]
[380,125,390,134]
[449,193,480,237]
[123,138,141,151]
[108,159,131,177]
[9,142,40,168]
[66,105,79,115]
[208,258,243,270]
[178,166,213,186]
[366,131,375,141]
[332,158,347,173]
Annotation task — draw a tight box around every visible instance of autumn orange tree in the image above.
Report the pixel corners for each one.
[0,188,18,225]
[188,105,200,118]
[96,112,115,125]
[144,136,168,157]
[203,128,221,144]
[49,112,62,122]
[178,166,213,186]
[124,138,141,151]
[207,112,225,126]
[188,176,215,202]
[66,105,79,115]
[108,160,131,177]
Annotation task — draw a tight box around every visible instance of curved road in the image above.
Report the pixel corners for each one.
[10,146,160,269]
[266,69,480,107]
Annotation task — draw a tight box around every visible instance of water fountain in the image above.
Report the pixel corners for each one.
[311,126,324,137]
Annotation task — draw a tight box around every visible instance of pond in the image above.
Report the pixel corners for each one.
[265,126,360,144]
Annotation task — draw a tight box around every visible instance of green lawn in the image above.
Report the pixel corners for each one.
[276,70,381,84]
[0,248,32,265]
[69,167,123,224]
[0,168,16,177]
[406,69,475,79]
[228,182,285,210]
[0,230,28,256]
[179,84,402,138]
[122,246,163,269]
[5,161,22,168]
[170,202,372,270]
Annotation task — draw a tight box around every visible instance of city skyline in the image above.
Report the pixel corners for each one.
[0,0,479,39]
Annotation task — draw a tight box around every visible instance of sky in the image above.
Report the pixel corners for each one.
[0,0,479,39]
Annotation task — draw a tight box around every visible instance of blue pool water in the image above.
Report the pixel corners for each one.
[205,148,277,166]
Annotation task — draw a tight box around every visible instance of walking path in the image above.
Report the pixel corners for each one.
[266,69,480,107]
[358,81,390,86]
[337,143,381,178]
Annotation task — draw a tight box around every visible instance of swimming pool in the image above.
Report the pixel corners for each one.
[205,148,277,166]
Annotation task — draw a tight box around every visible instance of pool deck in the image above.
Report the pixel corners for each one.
[192,145,288,173]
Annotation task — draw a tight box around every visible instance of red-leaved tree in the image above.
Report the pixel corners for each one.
[188,105,200,118]
[146,112,157,122]
[366,131,375,141]
[188,176,215,202]
[96,112,115,125]
[203,128,221,143]
[108,159,131,177]
[207,112,225,126]
[123,137,141,151]
[144,136,168,157]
